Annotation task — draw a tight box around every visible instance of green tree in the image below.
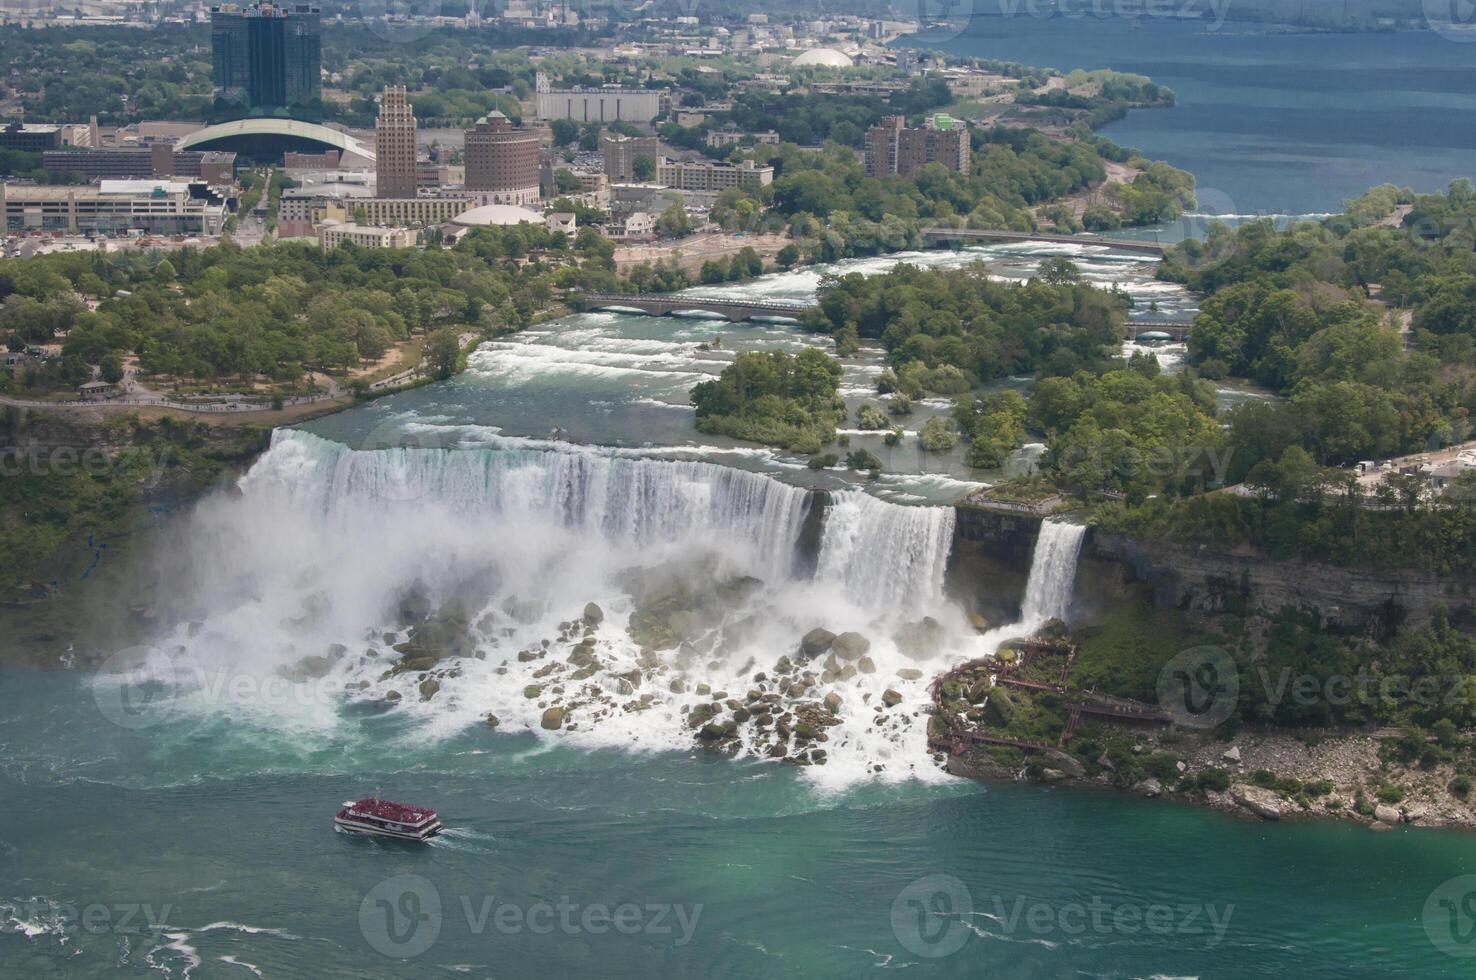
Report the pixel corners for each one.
[426,328,461,381]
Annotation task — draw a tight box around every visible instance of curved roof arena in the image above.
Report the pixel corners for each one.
[177,119,375,166]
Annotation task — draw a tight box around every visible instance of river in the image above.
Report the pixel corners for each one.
[905,18,1476,215]
[2,246,1465,978]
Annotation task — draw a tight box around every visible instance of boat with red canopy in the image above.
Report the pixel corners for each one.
[335,795,442,841]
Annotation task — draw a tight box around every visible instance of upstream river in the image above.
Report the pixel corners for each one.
[3,243,1464,979]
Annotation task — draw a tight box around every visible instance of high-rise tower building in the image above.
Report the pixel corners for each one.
[210,3,321,119]
[374,86,418,199]
[463,112,540,206]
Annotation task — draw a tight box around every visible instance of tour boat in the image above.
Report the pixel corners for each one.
[335,796,442,841]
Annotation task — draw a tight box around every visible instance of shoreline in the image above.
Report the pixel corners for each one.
[929,648,1476,832]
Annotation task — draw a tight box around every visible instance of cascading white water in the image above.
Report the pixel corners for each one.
[242,429,814,581]
[814,491,956,610]
[119,428,979,788]
[1019,519,1086,625]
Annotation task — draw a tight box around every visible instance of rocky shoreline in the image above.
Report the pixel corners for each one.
[930,651,1476,832]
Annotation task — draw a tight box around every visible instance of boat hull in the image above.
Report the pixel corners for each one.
[334,816,442,841]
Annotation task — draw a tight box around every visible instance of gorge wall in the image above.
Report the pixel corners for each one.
[948,503,1476,631]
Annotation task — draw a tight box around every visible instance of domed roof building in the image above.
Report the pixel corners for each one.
[790,48,854,68]
[450,203,543,227]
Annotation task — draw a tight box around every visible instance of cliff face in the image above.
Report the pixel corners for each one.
[945,505,1042,625]
[945,503,1476,632]
[1084,531,1476,631]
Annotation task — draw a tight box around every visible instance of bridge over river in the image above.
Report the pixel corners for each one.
[920,227,1169,256]
[580,291,1194,339]
[579,292,809,322]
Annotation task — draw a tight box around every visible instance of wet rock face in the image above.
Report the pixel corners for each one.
[623,568,763,651]
[800,628,836,657]
[893,617,945,661]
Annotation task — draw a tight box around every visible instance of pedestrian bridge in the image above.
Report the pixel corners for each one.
[577,293,1192,338]
[578,292,809,322]
[921,228,1168,256]
[1126,320,1194,341]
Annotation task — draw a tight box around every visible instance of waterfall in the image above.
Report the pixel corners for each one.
[145,429,971,787]
[814,491,956,610]
[1019,519,1086,624]
[241,429,813,580]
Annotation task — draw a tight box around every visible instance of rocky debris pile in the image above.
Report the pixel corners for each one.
[351,570,945,776]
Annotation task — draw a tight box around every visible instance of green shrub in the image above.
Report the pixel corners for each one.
[918,416,956,452]
[1450,775,1472,800]
[1195,768,1231,792]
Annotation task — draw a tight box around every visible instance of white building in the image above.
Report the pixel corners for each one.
[319,222,418,249]
[534,71,666,123]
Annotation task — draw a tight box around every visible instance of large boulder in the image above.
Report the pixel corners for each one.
[1374,804,1402,825]
[418,677,440,700]
[801,628,837,657]
[583,602,604,626]
[893,617,945,660]
[541,707,565,730]
[881,689,903,708]
[1043,749,1085,779]
[1134,778,1163,798]
[833,632,871,660]
[1231,783,1285,821]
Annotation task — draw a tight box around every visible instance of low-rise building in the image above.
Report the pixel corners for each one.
[0,122,63,153]
[1,179,229,236]
[705,129,780,149]
[655,158,774,192]
[41,147,237,184]
[319,222,418,249]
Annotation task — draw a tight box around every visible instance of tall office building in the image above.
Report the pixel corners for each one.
[374,86,418,199]
[211,3,322,119]
[463,112,540,206]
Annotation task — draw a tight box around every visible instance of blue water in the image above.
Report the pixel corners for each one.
[2,668,1473,978]
[910,19,1476,214]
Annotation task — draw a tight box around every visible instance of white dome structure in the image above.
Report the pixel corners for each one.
[791,48,854,68]
[450,204,544,227]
